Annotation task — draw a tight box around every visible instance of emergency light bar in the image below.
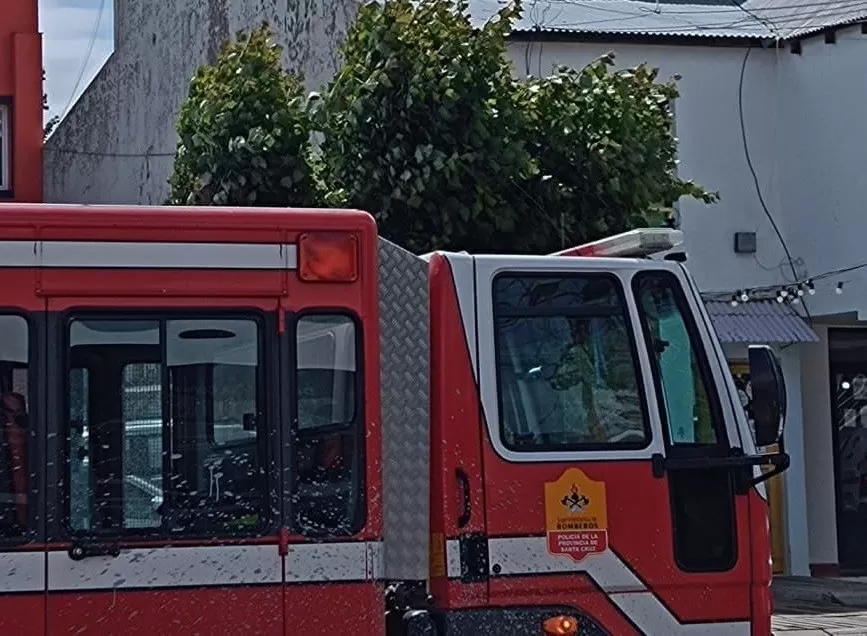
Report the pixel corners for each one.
[551,228,684,259]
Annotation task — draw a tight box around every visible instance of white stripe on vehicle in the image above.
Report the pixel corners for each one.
[285,541,378,583]
[446,537,750,635]
[446,536,461,579]
[46,541,380,591]
[0,240,298,269]
[0,551,44,593]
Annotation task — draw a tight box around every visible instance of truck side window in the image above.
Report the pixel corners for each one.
[65,316,269,537]
[633,271,737,573]
[291,314,362,536]
[633,273,724,447]
[0,316,30,540]
[493,273,649,451]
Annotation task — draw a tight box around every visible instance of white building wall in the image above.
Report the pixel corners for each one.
[801,325,838,570]
[778,25,867,320]
[780,344,811,576]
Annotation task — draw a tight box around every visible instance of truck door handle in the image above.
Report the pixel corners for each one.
[455,468,471,529]
[69,542,121,561]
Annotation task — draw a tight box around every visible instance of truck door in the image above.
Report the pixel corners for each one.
[473,258,754,634]
[278,227,383,635]
[281,309,378,634]
[45,294,284,635]
[0,309,44,636]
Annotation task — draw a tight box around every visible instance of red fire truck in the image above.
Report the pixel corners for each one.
[0,203,788,635]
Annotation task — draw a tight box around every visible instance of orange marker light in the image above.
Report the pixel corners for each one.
[542,615,579,636]
[298,232,359,283]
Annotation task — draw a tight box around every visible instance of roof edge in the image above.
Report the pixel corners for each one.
[508,28,771,48]
[508,19,867,48]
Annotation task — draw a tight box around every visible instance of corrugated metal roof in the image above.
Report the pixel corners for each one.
[703,299,819,344]
[748,0,867,38]
[467,0,867,40]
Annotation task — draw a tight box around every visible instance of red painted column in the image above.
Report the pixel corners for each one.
[12,32,43,202]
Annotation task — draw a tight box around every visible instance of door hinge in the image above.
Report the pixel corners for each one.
[278,526,290,557]
[459,533,489,583]
[652,452,665,478]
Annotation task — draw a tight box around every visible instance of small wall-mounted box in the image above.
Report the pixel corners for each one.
[734,231,757,254]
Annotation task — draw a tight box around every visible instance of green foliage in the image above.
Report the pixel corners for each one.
[315,0,532,253]
[514,58,718,251]
[167,23,314,206]
[43,115,60,141]
[171,3,718,253]
[315,0,717,253]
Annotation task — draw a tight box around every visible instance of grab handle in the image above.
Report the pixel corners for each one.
[455,467,471,529]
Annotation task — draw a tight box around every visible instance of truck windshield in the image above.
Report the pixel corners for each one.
[493,273,649,451]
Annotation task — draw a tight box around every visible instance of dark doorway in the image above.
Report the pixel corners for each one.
[830,328,867,572]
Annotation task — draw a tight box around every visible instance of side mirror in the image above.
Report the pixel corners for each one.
[748,345,787,448]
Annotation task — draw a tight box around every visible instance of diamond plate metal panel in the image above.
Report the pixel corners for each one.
[378,237,430,582]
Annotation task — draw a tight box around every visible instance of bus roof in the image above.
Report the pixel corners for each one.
[0,204,377,242]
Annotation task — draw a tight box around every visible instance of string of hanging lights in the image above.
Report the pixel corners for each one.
[703,271,854,308]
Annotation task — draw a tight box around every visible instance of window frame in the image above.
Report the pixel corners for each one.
[0,98,10,197]
[205,362,260,450]
[631,270,730,456]
[60,308,274,541]
[491,271,653,454]
[289,309,366,537]
[0,311,37,546]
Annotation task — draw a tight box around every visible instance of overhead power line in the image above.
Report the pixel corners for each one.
[56,0,108,124]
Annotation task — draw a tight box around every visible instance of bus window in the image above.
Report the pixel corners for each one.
[68,367,90,531]
[210,363,257,447]
[0,315,29,539]
[65,316,268,537]
[122,362,162,529]
[292,314,361,536]
[493,273,649,451]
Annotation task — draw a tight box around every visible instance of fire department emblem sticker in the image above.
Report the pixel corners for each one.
[544,468,608,561]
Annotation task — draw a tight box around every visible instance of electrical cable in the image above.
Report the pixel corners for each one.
[44,147,175,158]
[544,0,867,19]
[507,1,867,36]
[736,44,812,321]
[55,0,108,124]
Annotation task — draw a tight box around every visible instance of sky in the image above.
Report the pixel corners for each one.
[40,0,114,123]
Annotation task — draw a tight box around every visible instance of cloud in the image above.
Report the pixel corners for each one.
[39,0,114,122]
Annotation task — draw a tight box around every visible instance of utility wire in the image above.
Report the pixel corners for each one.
[543,0,867,18]
[704,258,867,300]
[736,45,812,320]
[56,0,108,124]
[505,3,867,34]
[44,147,175,158]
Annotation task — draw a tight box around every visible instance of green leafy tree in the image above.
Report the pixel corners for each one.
[315,0,534,253]
[316,0,716,253]
[170,2,717,253]
[167,23,314,206]
[514,58,717,251]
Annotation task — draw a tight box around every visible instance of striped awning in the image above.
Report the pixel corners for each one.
[704,299,819,344]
